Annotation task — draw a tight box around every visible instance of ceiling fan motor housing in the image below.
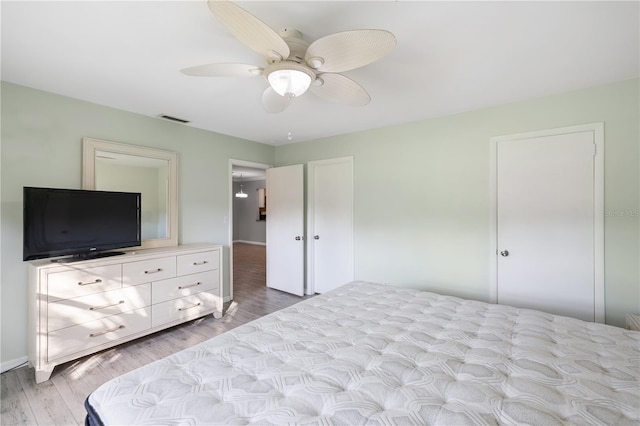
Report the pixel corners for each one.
[278,28,309,64]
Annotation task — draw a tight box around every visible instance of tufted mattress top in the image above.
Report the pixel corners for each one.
[86,281,640,425]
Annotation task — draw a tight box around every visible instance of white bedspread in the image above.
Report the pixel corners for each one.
[88,281,640,425]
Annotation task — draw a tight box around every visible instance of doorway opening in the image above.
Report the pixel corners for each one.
[229,160,270,301]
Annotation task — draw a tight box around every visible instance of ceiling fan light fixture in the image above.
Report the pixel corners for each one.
[268,69,311,97]
[265,62,316,97]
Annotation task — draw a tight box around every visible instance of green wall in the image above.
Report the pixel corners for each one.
[275,78,640,328]
[0,82,274,365]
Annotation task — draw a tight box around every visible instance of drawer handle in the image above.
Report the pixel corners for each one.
[178,282,201,290]
[89,300,125,311]
[192,261,208,266]
[178,302,202,311]
[89,325,125,337]
[144,268,163,274]
[78,279,102,286]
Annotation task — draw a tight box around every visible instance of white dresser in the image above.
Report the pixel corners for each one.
[27,243,223,383]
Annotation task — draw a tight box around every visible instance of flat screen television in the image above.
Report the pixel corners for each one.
[23,187,141,261]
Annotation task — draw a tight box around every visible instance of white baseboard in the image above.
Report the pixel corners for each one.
[1,356,29,374]
[233,240,266,246]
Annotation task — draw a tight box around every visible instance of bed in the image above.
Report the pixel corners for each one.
[85,281,640,425]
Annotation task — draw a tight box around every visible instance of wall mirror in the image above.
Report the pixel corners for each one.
[82,137,178,249]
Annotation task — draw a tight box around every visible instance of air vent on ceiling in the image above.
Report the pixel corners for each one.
[158,114,190,124]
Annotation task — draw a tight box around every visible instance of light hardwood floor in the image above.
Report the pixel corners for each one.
[1,243,308,425]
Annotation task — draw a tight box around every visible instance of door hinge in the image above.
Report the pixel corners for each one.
[593,143,597,156]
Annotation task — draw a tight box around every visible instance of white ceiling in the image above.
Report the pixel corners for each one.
[232,166,266,181]
[2,1,638,146]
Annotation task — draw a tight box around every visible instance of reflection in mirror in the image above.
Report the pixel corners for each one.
[83,138,178,249]
[95,151,169,239]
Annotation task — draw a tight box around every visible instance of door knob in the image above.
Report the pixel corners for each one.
[314,235,319,240]
[295,236,301,241]
[500,250,509,257]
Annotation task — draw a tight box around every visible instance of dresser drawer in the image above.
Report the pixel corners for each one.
[48,284,151,332]
[123,257,176,286]
[152,271,219,304]
[47,265,122,302]
[151,293,218,328]
[47,307,151,361]
[177,250,219,276]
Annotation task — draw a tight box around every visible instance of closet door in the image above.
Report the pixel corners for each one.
[266,165,305,296]
[491,124,603,322]
[308,157,354,294]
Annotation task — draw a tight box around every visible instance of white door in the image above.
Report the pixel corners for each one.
[266,164,305,296]
[493,125,603,322]
[308,157,354,293]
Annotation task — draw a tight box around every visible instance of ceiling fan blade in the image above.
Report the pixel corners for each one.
[181,63,262,77]
[305,29,396,73]
[207,0,290,61]
[262,87,292,113]
[310,73,371,106]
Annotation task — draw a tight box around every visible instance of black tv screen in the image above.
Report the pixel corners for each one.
[23,187,141,261]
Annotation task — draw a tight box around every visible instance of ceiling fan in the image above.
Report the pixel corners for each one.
[181,0,397,113]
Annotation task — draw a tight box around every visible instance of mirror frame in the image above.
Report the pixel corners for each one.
[82,137,178,249]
